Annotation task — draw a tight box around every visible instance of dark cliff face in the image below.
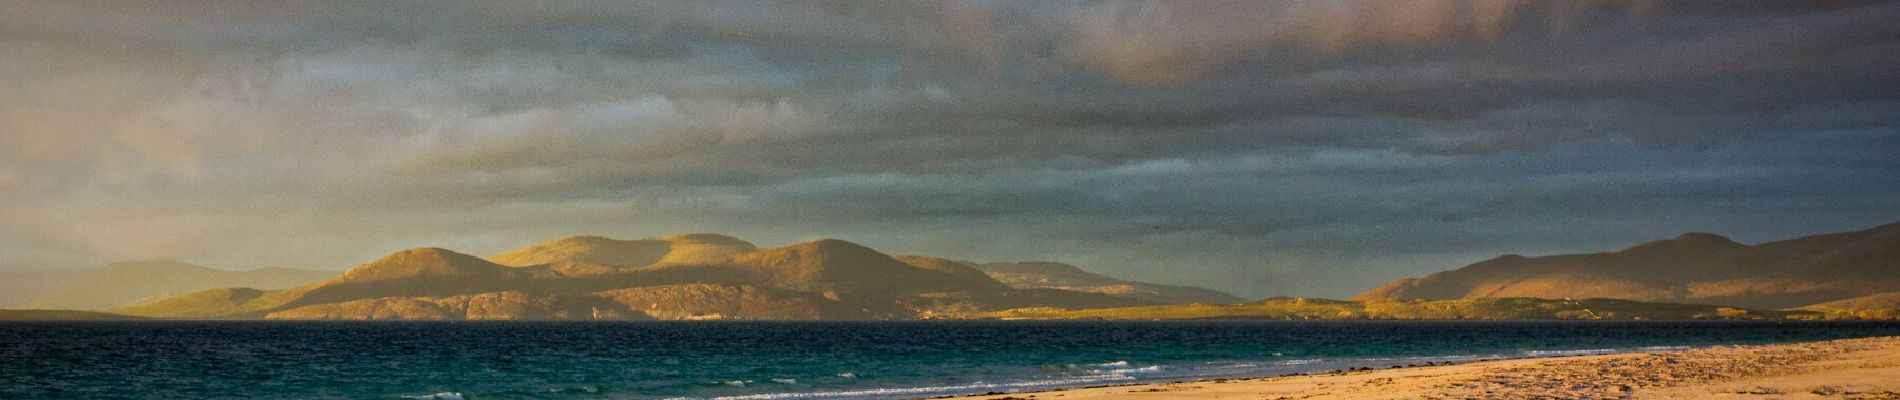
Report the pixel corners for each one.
[1354,221,1900,309]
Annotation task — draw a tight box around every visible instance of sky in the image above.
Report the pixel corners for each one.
[1,1,1897,298]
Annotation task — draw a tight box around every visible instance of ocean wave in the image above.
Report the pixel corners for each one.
[545,385,601,394]
[700,354,1482,400]
[1637,345,1693,351]
[400,393,464,400]
[1525,348,1619,357]
[706,375,1139,400]
[692,346,1714,400]
[1086,361,1163,375]
[1061,360,1135,370]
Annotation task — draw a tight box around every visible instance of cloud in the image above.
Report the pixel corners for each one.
[0,1,1897,297]
[1054,1,1664,84]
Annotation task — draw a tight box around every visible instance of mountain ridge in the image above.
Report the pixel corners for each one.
[984,297,1821,321]
[1798,292,1900,319]
[1353,221,1900,309]
[28,260,333,310]
[974,261,1246,305]
[487,234,758,267]
[115,235,1162,320]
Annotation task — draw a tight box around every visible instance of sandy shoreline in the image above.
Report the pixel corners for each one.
[952,336,1900,400]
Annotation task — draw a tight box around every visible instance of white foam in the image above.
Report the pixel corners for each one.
[1087,361,1163,375]
[708,375,1138,400]
[1099,365,1161,374]
[704,355,1352,400]
[1525,348,1618,357]
[696,346,1716,400]
[401,393,464,400]
[772,378,798,385]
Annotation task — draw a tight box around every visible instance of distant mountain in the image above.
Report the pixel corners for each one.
[0,270,83,308]
[892,257,1015,292]
[986,297,1818,321]
[0,309,145,321]
[29,260,334,310]
[1797,292,1900,319]
[111,288,299,319]
[1353,221,1900,309]
[266,285,861,321]
[119,236,1146,320]
[973,261,1246,305]
[487,234,758,267]
[724,240,1008,296]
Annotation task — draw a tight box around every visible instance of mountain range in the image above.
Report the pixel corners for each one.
[0,270,80,309]
[1354,221,1900,310]
[109,234,1235,320]
[1798,292,1900,319]
[14,220,1899,320]
[986,297,1816,321]
[2,261,332,310]
[973,262,1245,304]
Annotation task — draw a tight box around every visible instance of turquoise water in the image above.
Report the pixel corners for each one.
[3,320,1898,399]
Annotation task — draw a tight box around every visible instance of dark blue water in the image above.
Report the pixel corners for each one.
[4,321,1899,399]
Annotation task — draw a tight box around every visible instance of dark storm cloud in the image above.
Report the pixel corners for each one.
[1,1,1897,297]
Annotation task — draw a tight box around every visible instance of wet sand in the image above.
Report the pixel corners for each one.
[958,336,1900,400]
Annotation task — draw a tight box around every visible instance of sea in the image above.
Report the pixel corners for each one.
[4,320,1900,399]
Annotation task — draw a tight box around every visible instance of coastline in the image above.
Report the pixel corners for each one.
[947,336,1900,400]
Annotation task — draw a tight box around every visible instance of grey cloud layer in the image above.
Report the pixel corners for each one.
[2,1,1897,297]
